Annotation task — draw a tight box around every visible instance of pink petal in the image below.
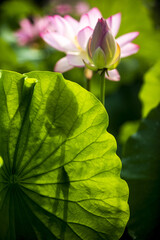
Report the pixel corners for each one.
[54,57,73,73]
[35,16,51,33]
[19,19,33,36]
[79,8,102,31]
[55,4,72,15]
[20,19,31,29]
[49,15,75,39]
[64,15,79,33]
[107,13,121,37]
[116,32,139,47]
[79,13,90,31]
[15,31,30,45]
[75,2,90,15]
[106,17,112,30]
[41,31,77,52]
[87,8,102,29]
[77,26,93,50]
[67,54,85,67]
[106,69,120,81]
[121,43,140,58]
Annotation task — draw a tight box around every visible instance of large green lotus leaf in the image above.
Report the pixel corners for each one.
[121,105,160,240]
[0,70,129,240]
[0,156,3,168]
[139,61,160,117]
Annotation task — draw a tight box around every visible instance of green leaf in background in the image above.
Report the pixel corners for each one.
[0,70,129,240]
[139,61,160,117]
[121,105,160,240]
[117,60,160,151]
[0,38,18,70]
[118,120,139,145]
[0,0,39,27]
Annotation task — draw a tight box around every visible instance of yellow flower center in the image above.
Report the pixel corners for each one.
[73,36,83,51]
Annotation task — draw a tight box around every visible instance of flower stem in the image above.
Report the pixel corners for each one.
[100,70,106,106]
[84,68,92,92]
[86,78,91,91]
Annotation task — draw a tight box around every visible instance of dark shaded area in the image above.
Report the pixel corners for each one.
[106,77,142,138]
[121,105,160,240]
[146,223,160,240]
[120,228,133,240]
[144,0,160,29]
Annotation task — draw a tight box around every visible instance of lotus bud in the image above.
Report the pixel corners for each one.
[86,18,121,71]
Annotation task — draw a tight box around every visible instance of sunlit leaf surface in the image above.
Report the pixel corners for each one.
[0,70,129,240]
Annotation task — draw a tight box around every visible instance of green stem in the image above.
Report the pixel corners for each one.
[100,70,106,106]
[86,78,90,92]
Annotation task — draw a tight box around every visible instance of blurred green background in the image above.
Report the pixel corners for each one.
[0,0,160,239]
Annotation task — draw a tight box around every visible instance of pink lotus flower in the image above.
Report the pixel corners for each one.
[75,2,90,15]
[86,18,121,73]
[15,17,52,46]
[54,2,89,16]
[55,4,73,15]
[41,8,139,81]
